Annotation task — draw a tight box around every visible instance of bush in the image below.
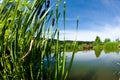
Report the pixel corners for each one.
[104,42,119,53]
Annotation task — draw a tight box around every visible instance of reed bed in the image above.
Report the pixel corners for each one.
[0,0,78,80]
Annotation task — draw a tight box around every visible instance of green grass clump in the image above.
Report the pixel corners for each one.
[0,0,78,80]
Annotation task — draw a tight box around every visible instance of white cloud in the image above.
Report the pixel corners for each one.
[59,25,120,41]
[0,0,3,3]
[58,16,120,41]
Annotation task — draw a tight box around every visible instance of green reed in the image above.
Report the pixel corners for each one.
[0,0,78,80]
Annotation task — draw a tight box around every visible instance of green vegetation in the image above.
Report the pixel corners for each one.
[0,0,78,80]
[104,38,111,43]
[104,42,120,53]
[94,36,102,46]
[0,0,119,80]
[93,36,120,54]
[51,40,93,51]
[53,36,120,54]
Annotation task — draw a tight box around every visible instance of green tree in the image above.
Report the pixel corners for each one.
[94,36,101,45]
[115,38,120,42]
[104,38,111,43]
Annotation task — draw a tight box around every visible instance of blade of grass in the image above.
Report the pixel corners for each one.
[64,17,79,80]
[61,1,66,80]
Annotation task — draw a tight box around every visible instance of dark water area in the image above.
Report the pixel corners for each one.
[66,50,120,80]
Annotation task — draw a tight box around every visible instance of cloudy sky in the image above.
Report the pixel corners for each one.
[0,0,2,3]
[58,0,120,41]
[1,0,120,41]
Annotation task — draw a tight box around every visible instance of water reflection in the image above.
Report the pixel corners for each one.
[94,48,120,58]
[94,48,102,58]
[66,50,120,80]
[104,48,120,54]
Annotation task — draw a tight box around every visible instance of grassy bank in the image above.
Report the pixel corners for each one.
[50,39,120,52]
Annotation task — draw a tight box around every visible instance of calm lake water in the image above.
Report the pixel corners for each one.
[66,50,120,80]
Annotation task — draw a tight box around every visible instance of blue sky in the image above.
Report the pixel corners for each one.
[1,0,120,41]
[64,0,120,30]
[58,0,120,41]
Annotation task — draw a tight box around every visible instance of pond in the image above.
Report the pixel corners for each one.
[66,50,120,80]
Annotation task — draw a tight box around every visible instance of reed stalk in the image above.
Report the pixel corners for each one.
[0,0,78,80]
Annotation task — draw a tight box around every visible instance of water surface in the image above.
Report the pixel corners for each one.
[66,50,120,80]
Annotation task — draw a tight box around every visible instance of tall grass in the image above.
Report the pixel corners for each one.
[0,0,78,80]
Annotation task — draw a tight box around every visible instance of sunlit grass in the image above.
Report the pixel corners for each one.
[0,0,78,80]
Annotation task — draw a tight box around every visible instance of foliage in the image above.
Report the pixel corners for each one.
[104,38,111,43]
[0,0,77,80]
[115,38,120,42]
[104,42,120,53]
[94,36,102,46]
[93,45,102,57]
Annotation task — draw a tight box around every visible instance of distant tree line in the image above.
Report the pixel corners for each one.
[51,36,120,52]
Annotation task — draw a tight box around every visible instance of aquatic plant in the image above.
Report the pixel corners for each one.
[0,0,78,80]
